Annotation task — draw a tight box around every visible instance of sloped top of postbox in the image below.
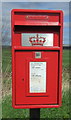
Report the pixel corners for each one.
[11,9,63,26]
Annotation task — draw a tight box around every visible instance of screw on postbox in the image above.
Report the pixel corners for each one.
[11,9,63,109]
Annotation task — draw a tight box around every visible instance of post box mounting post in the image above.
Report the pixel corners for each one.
[30,108,40,120]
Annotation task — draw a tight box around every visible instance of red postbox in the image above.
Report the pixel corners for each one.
[11,9,63,109]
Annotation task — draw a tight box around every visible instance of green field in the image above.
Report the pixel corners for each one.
[2,46,70,119]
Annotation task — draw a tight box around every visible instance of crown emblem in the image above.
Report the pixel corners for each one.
[29,34,46,46]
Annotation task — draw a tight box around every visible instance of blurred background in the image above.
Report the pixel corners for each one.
[2,2,70,119]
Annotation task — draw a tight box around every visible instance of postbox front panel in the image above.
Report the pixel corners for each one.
[14,50,58,105]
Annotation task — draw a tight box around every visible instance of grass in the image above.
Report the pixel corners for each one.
[2,46,70,119]
[2,91,69,119]
[62,49,69,68]
[2,95,29,118]
[2,46,11,73]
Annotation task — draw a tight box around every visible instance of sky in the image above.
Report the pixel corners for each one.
[2,2,69,46]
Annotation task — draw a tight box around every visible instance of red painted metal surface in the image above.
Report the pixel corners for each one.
[11,9,63,109]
